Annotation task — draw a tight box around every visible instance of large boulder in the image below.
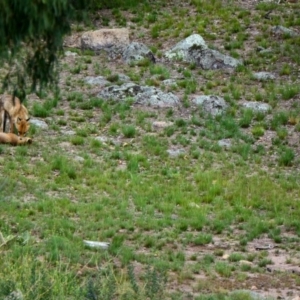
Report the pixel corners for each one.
[122,42,155,64]
[165,34,208,61]
[97,83,179,108]
[81,28,130,58]
[165,34,242,70]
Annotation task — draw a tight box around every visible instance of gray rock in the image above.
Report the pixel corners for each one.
[117,73,131,82]
[256,46,273,54]
[165,34,208,61]
[64,51,78,57]
[193,95,228,116]
[218,139,232,149]
[85,76,110,86]
[95,136,109,143]
[165,34,242,69]
[74,156,84,162]
[242,102,271,113]
[253,72,275,81]
[229,290,272,300]
[30,118,48,129]
[98,83,143,100]
[4,290,23,300]
[122,42,155,64]
[98,83,179,108]
[152,121,174,129]
[190,48,242,70]
[64,130,76,136]
[162,79,178,87]
[135,86,179,107]
[95,136,120,146]
[272,25,298,37]
[167,148,186,157]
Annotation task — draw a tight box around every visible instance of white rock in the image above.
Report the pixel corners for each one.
[242,102,271,113]
[83,240,110,249]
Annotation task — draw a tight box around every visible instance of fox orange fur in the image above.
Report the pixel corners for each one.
[0,94,30,137]
[0,132,32,146]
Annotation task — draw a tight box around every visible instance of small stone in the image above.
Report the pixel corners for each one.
[162,79,178,87]
[85,76,110,86]
[152,121,173,129]
[253,72,275,81]
[74,156,84,162]
[117,74,131,82]
[189,202,200,208]
[64,130,76,136]
[95,136,120,146]
[4,290,23,300]
[240,260,253,266]
[218,139,232,149]
[222,253,230,259]
[242,102,271,113]
[167,148,186,157]
[95,136,109,143]
[65,50,78,57]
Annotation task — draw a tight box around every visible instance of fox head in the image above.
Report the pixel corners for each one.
[16,117,30,137]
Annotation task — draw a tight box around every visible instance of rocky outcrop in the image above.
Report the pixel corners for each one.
[81,28,129,50]
[165,34,242,70]
[193,95,228,116]
[97,83,179,107]
[165,34,207,61]
[81,28,130,58]
[253,72,275,81]
[122,42,155,64]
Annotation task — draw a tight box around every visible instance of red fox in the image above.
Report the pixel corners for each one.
[0,132,32,146]
[0,95,30,137]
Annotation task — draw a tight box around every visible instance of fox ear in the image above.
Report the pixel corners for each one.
[26,117,30,122]
[17,117,22,122]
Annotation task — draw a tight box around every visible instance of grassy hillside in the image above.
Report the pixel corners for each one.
[1,0,300,299]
